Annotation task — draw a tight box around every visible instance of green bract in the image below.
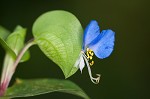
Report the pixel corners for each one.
[32,10,83,78]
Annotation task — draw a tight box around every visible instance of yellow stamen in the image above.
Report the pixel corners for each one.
[86,48,95,67]
[90,61,94,66]
[87,52,90,59]
[89,51,94,56]
[89,56,92,60]
[86,48,94,58]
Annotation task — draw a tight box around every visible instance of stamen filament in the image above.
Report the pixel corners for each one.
[81,51,89,61]
[82,54,100,84]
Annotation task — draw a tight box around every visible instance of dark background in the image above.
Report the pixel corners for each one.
[0,0,150,99]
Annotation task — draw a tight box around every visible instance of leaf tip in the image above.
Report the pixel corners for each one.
[64,67,78,79]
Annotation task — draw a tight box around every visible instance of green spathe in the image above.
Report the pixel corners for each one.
[32,10,83,78]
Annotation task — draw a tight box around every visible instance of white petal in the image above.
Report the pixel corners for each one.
[74,53,82,68]
[79,56,85,73]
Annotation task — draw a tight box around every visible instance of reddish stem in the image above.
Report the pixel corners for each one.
[0,39,35,96]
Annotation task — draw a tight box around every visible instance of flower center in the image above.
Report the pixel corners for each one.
[86,48,94,66]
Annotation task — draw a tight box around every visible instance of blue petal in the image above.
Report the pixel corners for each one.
[82,20,100,50]
[88,29,115,59]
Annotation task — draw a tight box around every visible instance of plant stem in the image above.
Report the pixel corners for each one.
[13,39,36,71]
[0,38,36,96]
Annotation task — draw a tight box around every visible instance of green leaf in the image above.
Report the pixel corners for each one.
[0,38,16,59]
[0,26,10,40]
[4,79,90,99]
[0,26,16,59]
[32,10,83,78]
[6,25,30,62]
[6,26,26,55]
[20,50,30,62]
[0,25,30,62]
[0,26,30,62]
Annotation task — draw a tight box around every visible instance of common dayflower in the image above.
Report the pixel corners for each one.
[75,20,115,84]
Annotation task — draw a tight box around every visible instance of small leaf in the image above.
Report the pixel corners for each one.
[32,10,83,78]
[6,25,26,55]
[0,26,10,40]
[0,26,30,62]
[4,79,90,99]
[0,38,16,59]
[6,25,30,62]
[0,26,16,58]
[20,50,30,62]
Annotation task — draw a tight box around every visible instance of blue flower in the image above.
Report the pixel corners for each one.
[75,20,115,84]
